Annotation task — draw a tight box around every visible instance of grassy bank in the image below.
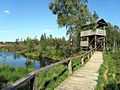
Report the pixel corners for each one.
[95,50,120,90]
[0,45,70,61]
[0,65,34,89]
[0,55,83,89]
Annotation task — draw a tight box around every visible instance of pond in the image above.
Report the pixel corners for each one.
[0,52,52,69]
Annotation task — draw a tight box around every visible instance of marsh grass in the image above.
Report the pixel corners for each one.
[96,51,120,90]
[0,65,34,89]
[0,57,82,89]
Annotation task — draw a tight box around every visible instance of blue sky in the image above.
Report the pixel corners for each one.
[0,0,120,42]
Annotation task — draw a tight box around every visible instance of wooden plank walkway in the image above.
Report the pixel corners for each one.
[55,51,103,90]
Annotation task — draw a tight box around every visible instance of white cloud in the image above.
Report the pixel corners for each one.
[3,10,11,14]
[41,29,53,33]
[0,30,15,34]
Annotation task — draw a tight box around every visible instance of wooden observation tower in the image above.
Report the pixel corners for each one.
[80,19,108,50]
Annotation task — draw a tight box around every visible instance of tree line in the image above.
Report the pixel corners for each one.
[0,0,120,60]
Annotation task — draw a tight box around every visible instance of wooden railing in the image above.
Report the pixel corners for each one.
[2,48,96,90]
[0,45,8,48]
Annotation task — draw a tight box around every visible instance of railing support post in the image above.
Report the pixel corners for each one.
[81,57,84,65]
[87,54,90,60]
[30,76,37,90]
[35,76,37,90]
[91,51,92,56]
[68,60,72,75]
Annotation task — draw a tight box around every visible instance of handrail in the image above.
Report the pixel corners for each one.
[0,45,9,48]
[2,48,96,90]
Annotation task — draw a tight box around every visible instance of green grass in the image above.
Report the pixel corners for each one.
[96,50,120,90]
[36,57,82,90]
[0,65,34,89]
[0,48,87,89]
[95,53,108,90]
[0,57,82,90]
[37,64,68,90]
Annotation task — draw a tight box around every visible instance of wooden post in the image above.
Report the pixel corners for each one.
[103,26,105,30]
[87,37,89,50]
[87,53,90,60]
[81,37,83,41]
[103,37,105,50]
[35,76,37,90]
[81,56,84,65]
[87,37,89,41]
[91,51,92,57]
[30,76,37,90]
[80,37,82,49]
[95,35,97,49]
[68,60,72,75]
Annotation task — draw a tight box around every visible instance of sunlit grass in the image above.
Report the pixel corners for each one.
[36,58,82,90]
[96,50,120,90]
[0,65,34,89]
[0,57,82,89]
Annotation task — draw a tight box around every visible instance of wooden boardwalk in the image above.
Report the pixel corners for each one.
[55,51,103,90]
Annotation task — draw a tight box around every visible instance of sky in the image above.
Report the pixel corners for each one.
[0,0,120,42]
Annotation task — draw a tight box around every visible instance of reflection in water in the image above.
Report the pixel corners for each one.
[0,54,7,62]
[0,52,52,69]
[40,58,47,67]
[25,59,35,68]
[13,53,21,60]
[39,57,52,68]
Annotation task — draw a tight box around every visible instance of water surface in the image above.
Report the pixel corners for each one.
[0,52,52,69]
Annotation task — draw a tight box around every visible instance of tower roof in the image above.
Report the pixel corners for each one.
[97,19,108,27]
[82,19,108,28]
